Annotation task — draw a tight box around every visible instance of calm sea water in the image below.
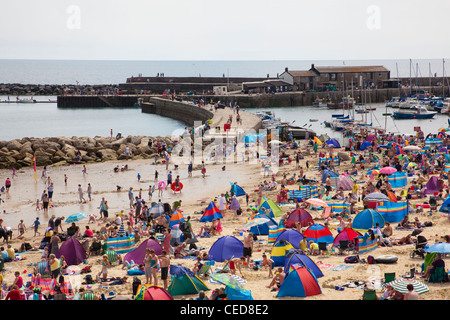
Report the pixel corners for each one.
[0,59,448,140]
[0,58,447,85]
[0,96,185,140]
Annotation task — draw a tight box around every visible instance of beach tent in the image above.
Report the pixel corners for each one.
[337,175,353,191]
[303,223,334,244]
[135,285,173,300]
[225,287,254,300]
[105,235,136,254]
[200,201,223,222]
[149,202,165,218]
[423,176,443,195]
[271,239,295,266]
[358,233,379,254]
[274,229,304,249]
[332,228,362,248]
[170,225,183,246]
[352,209,385,231]
[387,172,407,188]
[207,236,244,262]
[56,238,87,266]
[284,209,314,228]
[377,201,408,223]
[257,197,283,218]
[326,138,341,148]
[169,209,185,228]
[439,196,450,213]
[167,273,209,296]
[124,239,163,265]
[249,213,278,235]
[230,182,246,197]
[276,264,322,298]
[283,253,324,278]
[360,141,372,151]
[268,225,286,244]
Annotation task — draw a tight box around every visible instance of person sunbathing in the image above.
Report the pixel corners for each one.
[390,234,413,246]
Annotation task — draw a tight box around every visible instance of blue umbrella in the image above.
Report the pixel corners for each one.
[65,212,88,223]
[425,243,450,253]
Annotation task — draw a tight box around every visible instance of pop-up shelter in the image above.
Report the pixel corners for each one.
[200,201,223,222]
[271,239,295,266]
[332,228,362,249]
[207,236,244,262]
[283,253,324,278]
[249,213,278,235]
[423,176,443,195]
[303,223,334,244]
[276,264,322,298]
[274,229,304,249]
[167,272,209,296]
[440,196,450,213]
[124,239,163,265]
[230,182,246,197]
[352,209,385,231]
[284,209,314,228]
[257,197,283,218]
[56,238,87,266]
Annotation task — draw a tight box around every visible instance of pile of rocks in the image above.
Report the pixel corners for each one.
[0,83,120,96]
[0,135,176,169]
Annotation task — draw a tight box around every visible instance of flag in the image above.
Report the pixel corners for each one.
[32,154,37,182]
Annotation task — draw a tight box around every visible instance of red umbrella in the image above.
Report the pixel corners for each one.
[379,167,397,175]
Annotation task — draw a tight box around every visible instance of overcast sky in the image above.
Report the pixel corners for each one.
[1,0,449,61]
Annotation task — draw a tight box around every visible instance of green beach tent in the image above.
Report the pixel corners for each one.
[167,273,209,296]
[257,197,284,218]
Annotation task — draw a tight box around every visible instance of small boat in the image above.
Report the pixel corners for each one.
[18,98,35,103]
[392,105,437,119]
[313,99,327,107]
[309,119,319,122]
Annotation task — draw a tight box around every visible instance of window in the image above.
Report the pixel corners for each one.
[330,73,337,81]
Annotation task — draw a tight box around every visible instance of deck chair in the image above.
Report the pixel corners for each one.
[362,289,378,300]
[197,260,215,277]
[106,250,119,266]
[384,272,396,283]
[402,268,416,279]
[318,242,328,254]
[337,240,349,255]
[428,267,448,283]
[37,261,51,279]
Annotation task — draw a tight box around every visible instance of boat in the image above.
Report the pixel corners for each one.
[18,98,35,103]
[309,119,319,122]
[313,98,327,107]
[277,124,316,140]
[392,105,437,119]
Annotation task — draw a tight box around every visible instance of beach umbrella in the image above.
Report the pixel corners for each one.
[209,273,245,291]
[386,191,397,203]
[407,162,418,168]
[117,223,126,237]
[243,217,270,229]
[425,243,450,253]
[303,223,334,244]
[366,169,379,176]
[65,212,88,223]
[337,175,353,191]
[366,135,377,142]
[305,198,328,208]
[387,279,429,295]
[360,141,372,151]
[364,192,390,202]
[380,167,397,175]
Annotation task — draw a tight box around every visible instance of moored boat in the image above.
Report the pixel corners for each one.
[392,105,437,119]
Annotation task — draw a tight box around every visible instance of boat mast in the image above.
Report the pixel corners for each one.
[410,58,412,96]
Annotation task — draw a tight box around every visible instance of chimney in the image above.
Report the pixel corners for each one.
[311,64,315,69]
[285,67,288,72]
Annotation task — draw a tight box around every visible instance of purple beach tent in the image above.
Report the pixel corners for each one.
[124,239,163,265]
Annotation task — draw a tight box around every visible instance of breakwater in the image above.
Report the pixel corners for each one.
[0,83,119,96]
[0,135,175,170]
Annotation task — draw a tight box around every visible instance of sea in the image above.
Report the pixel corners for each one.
[0,58,448,141]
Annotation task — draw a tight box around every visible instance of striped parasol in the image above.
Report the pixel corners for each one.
[387,279,429,295]
[65,212,88,223]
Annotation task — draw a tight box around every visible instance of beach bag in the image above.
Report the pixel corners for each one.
[344,255,359,264]
[132,277,141,296]
[367,256,375,264]
[179,221,187,232]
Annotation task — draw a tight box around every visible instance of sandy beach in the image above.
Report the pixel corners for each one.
[1,107,450,302]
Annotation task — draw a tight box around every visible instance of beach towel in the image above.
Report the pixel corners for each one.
[316,262,334,269]
[31,276,56,293]
[329,264,355,271]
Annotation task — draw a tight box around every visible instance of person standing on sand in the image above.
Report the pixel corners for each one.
[87,183,92,201]
[159,250,170,290]
[163,228,172,253]
[128,187,134,209]
[201,161,206,178]
[243,233,254,266]
[5,178,11,193]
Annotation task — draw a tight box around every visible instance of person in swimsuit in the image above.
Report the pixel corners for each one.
[99,254,110,281]
[159,250,170,290]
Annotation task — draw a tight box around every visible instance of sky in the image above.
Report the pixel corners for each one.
[1,0,449,61]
